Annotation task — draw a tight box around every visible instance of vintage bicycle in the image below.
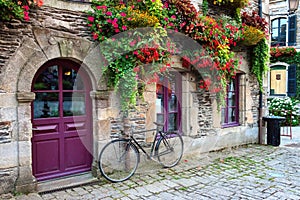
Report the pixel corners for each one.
[98,122,184,182]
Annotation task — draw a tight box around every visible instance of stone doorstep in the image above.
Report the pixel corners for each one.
[36,172,98,194]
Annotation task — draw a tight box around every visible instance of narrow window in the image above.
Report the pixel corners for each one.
[156,73,181,132]
[221,76,240,127]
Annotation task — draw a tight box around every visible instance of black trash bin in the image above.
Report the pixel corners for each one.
[263,116,285,146]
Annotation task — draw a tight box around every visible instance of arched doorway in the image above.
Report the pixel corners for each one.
[31,58,93,181]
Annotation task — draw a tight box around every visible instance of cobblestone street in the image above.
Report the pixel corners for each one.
[3,143,300,200]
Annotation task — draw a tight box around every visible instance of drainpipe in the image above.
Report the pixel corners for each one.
[258,0,264,144]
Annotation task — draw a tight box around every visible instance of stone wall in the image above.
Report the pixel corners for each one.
[0,5,93,89]
[0,0,261,194]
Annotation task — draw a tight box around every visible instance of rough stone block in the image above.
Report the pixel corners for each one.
[0,168,18,194]
[0,142,18,169]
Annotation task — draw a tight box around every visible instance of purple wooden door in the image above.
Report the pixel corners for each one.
[31,59,93,181]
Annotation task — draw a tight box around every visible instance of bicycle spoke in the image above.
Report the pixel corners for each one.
[156,132,183,168]
[99,139,139,182]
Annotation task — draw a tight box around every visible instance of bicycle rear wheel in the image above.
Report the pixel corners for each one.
[98,139,139,182]
[155,132,183,168]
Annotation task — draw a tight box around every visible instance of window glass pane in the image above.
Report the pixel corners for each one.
[156,114,164,124]
[33,66,58,90]
[228,92,236,107]
[63,68,84,90]
[228,108,236,123]
[34,92,59,118]
[63,92,86,116]
[222,76,239,125]
[156,94,164,113]
[168,94,177,111]
[272,19,279,29]
[168,113,177,131]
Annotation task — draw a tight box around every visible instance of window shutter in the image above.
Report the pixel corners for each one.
[288,64,297,97]
[288,15,297,46]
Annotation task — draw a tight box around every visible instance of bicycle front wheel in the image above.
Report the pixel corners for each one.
[98,139,139,182]
[155,132,183,168]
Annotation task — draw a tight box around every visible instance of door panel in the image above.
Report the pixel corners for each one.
[32,59,92,181]
[34,139,60,175]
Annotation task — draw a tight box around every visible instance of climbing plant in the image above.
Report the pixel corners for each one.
[87,0,270,111]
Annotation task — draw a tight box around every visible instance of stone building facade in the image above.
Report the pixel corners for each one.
[0,0,265,194]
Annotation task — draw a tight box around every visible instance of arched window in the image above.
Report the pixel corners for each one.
[271,18,287,46]
[271,16,297,47]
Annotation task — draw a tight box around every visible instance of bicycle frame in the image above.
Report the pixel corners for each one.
[129,128,166,160]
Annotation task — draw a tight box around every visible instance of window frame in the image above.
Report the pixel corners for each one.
[156,73,182,132]
[221,76,240,128]
[271,17,287,47]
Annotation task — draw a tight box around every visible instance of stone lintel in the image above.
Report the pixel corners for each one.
[17,92,35,103]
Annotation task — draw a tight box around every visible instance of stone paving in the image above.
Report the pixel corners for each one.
[3,143,300,200]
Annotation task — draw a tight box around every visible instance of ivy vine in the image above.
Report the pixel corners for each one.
[251,38,269,91]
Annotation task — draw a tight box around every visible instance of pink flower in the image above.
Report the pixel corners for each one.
[180,22,186,28]
[130,40,136,47]
[92,32,98,40]
[120,12,126,17]
[23,5,29,11]
[97,5,107,10]
[106,11,112,16]
[115,29,120,33]
[152,0,155,2]
[133,67,140,72]
[112,18,118,23]
[127,18,132,21]
[88,16,94,22]
[164,17,169,21]
[107,19,112,23]
[23,11,30,21]
[171,15,176,19]
[122,25,127,31]
[133,51,138,55]
[113,23,118,28]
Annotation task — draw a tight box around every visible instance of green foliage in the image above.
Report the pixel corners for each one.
[202,0,209,16]
[88,0,270,111]
[0,0,24,21]
[252,38,269,90]
[268,97,300,126]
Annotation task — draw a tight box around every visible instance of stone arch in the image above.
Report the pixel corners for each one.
[10,28,106,193]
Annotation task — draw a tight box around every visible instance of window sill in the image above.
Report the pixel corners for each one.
[222,123,240,128]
